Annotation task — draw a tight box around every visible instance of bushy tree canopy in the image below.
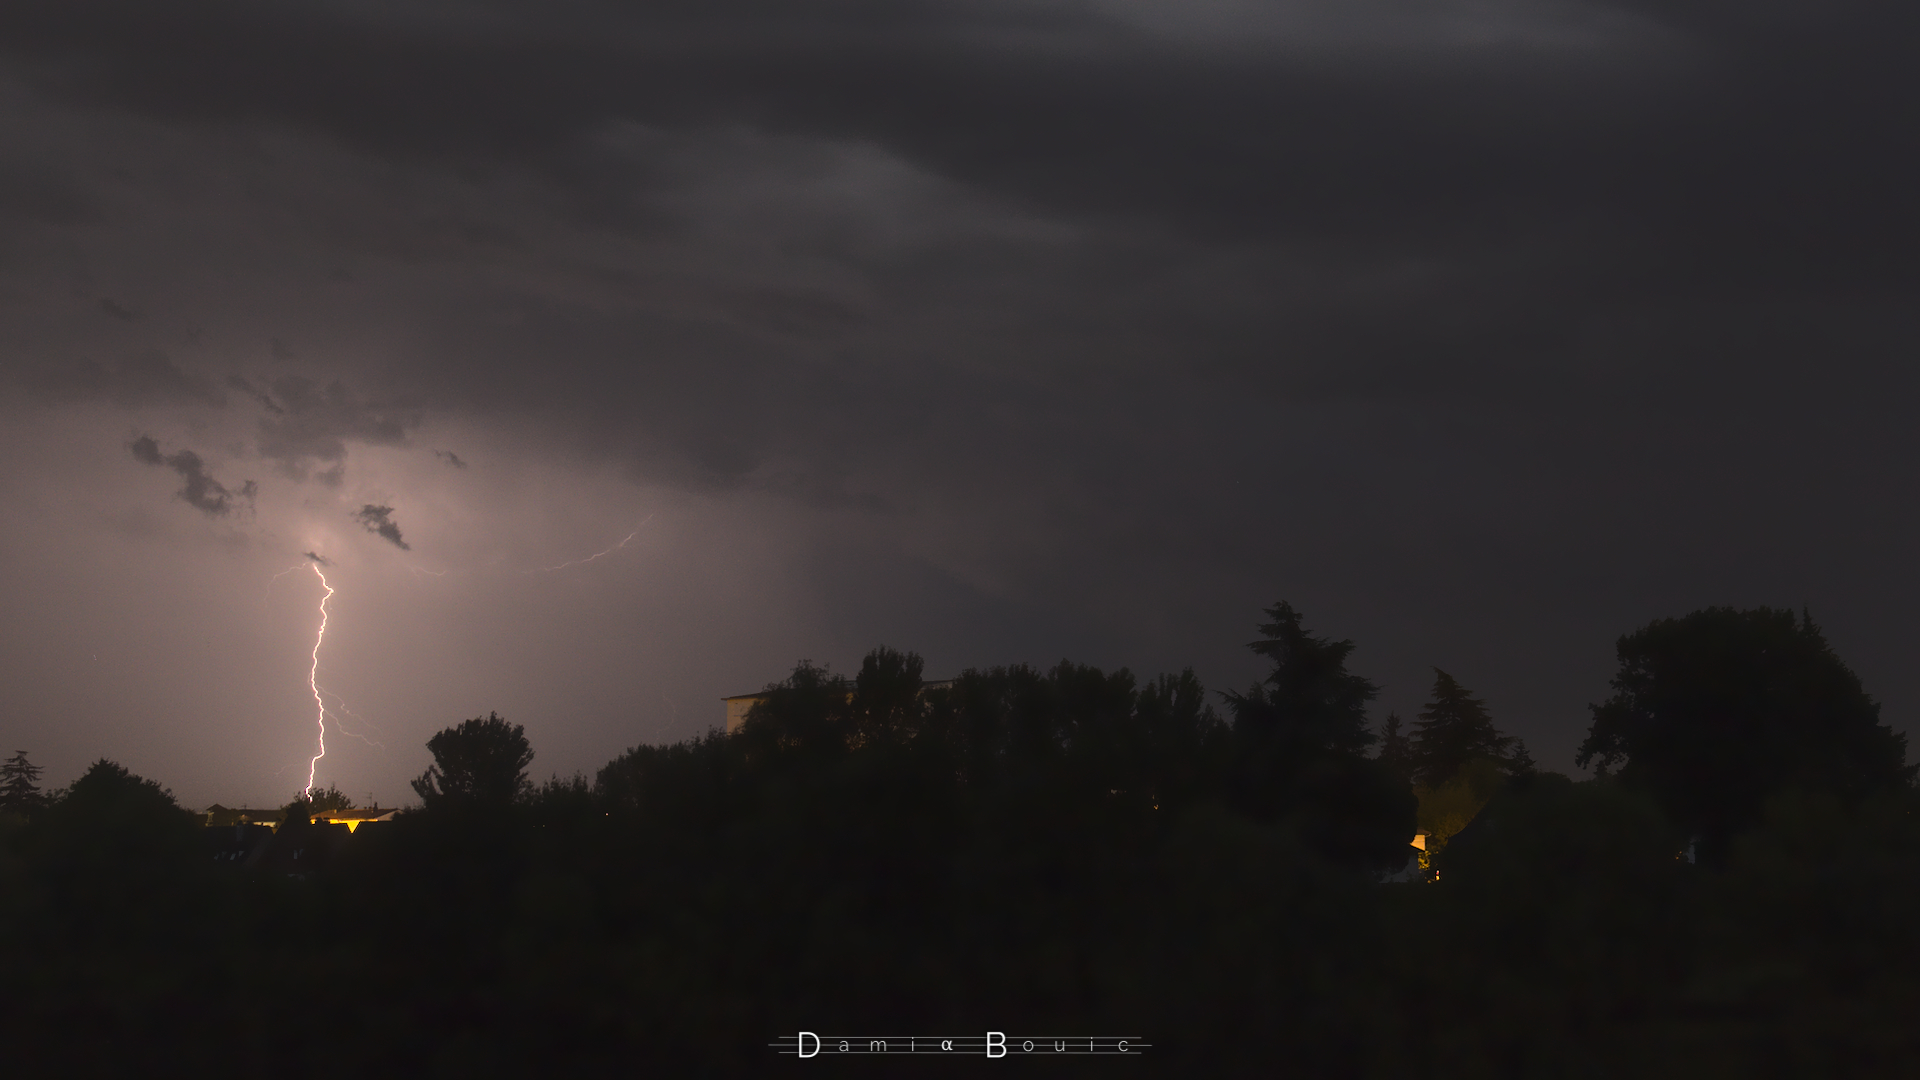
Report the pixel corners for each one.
[24,759,200,883]
[1577,607,1914,862]
[306,784,354,815]
[411,712,535,811]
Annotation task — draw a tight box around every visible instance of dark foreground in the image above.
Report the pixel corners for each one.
[6,609,1920,1077]
[4,754,1920,1077]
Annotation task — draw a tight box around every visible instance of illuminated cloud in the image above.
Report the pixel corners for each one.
[252,375,416,483]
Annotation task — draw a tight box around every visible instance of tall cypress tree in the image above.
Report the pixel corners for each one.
[1409,669,1514,788]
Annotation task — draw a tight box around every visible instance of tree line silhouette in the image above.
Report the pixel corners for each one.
[0,601,1915,1075]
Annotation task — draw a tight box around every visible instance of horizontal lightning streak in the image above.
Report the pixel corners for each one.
[528,516,652,573]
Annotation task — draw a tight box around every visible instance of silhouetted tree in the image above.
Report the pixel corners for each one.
[411,712,535,811]
[306,784,354,814]
[736,661,858,762]
[1222,601,1378,757]
[1410,669,1515,787]
[1576,607,1915,863]
[1121,669,1228,810]
[1220,602,1414,869]
[598,730,740,823]
[0,749,44,815]
[932,663,1063,788]
[23,759,200,887]
[1507,738,1537,776]
[526,772,600,830]
[850,646,926,747]
[1376,713,1414,787]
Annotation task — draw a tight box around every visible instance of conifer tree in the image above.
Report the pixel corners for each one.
[1221,601,1378,756]
[0,749,44,815]
[1376,713,1414,786]
[1217,603,1414,870]
[1409,669,1515,788]
[1507,737,1537,776]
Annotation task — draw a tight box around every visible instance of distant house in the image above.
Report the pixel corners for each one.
[202,804,398,832]
[312,808,397,833]
[197,806,395,876]
[722,693,763,735]
[203,804,288,828]
[722,680,956,733]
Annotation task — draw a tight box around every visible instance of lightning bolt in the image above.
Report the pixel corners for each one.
[265,562,306,604]
[528,516,652,573]
[304,561,334,795]
[318,687,388,750]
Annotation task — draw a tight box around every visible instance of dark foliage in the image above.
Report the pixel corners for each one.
[1578,606,1914,863]
[1409,668,1517,788]
[5,607,1920,1075]
[10,760,202,934]
[411,711,536,812]
[1221,602,1416,871]
[306,783,355,814]
[1375,712,1413,787]
[0,749,44,817]
[1221,600,1378,757]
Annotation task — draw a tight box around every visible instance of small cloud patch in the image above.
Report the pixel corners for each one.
[129,435,256,517]
[352,504,411,550]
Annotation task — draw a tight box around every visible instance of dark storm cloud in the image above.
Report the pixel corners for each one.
[434,450,467,469]
[250,376,415,483]
[7,0,1920,776]
[351,504,410,551]
[0,155,96,226]
[0,0,1911,461]
[1,0,1913,292]
[28,350,226,409]
[226,375,285,415]
[304,550,332,566]
[129,435,256,516]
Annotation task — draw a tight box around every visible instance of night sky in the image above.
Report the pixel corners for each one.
[3,1,1916,808]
